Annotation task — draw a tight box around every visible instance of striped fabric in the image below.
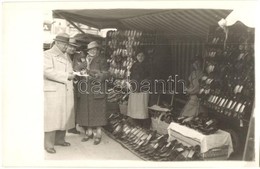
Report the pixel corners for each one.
[170,38,204,81]
[53,9,232,38]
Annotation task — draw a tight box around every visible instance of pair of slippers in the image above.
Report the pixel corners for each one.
[81,134,102,145]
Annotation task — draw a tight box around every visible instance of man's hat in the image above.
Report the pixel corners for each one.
[68,38,80,47]
[53,33,69,43]
[73,33,90,44]
[87,41,101,50]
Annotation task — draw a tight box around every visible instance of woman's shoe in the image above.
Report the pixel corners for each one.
[182,145,201,161]
[112,122,123,136]
[159,141,179,160]
[81,137,90,142]
[168,144,187,161]
[139,130,157,147]
[145,136,168,157]
[120,126,133,140]
[93,137,101,145]
[128,129,146,145]
[200,126,218,135]
[132,131,149,148]
[152,144,168,161]
[122,127,141,143]
[137,131,159,153]
[139,134,168,155]
[127,128,143,140]
[81,134,93,142]
[154,139,177,158]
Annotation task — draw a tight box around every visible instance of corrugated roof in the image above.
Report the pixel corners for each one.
[53,9,171,29]
[53,9,232,39]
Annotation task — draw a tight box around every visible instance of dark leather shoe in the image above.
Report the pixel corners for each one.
[128,130,146,145]
[81,137,90,142]
[132,132,149,148]
[55,142,71,146]
[68,128,80,134]
[81,134,93,142]
[175,147,191,161]
[112,122,124,136]
[45,147,56,154]
[94,138,101,145]
[122,127,140,143]
[168,144,187,161]
[120,124,132,138]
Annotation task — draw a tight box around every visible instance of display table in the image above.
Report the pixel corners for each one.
[167,122,233,159]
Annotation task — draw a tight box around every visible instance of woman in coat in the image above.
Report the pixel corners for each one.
[75,41,110,145]
[180,56,204,117]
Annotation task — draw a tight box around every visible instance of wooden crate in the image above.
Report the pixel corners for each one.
[202,145,229,160]
[168,129,230,160]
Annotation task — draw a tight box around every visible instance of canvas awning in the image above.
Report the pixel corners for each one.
[53,9,232,39]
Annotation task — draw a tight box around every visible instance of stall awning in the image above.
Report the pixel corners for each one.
[53,9,232,38]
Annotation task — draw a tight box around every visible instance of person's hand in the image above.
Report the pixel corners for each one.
[183,86,188,94]
[93,72,102,80]
[80,69,87,75]
[68,72,75,80]
[182,116,194,123]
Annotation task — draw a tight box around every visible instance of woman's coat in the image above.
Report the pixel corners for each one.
[75,55,110,127]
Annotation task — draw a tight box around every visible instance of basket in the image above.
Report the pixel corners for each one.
[150,113,170,135]
[119,103,127,115]
[149,94,174,135]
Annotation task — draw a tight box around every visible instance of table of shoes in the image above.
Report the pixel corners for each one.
[167,116,234,160]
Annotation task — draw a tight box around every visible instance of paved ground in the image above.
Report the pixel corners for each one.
[45,131,141,161]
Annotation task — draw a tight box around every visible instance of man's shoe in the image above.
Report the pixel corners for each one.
[68,128,80,134]
[45,147,56,154]
[55,142,71,146]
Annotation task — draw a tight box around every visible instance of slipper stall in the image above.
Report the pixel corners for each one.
[53,8,255,161]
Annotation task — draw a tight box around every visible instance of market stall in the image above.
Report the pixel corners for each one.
[53,8,255,161]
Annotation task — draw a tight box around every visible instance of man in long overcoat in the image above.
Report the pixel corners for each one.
[44,33,75,154]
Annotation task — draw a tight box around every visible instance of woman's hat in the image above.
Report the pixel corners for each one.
[68,38,80,47]
[53,33,69,43]
[87,41,101,50]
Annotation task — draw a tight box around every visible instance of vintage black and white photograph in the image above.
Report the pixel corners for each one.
[2,0,259,168]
